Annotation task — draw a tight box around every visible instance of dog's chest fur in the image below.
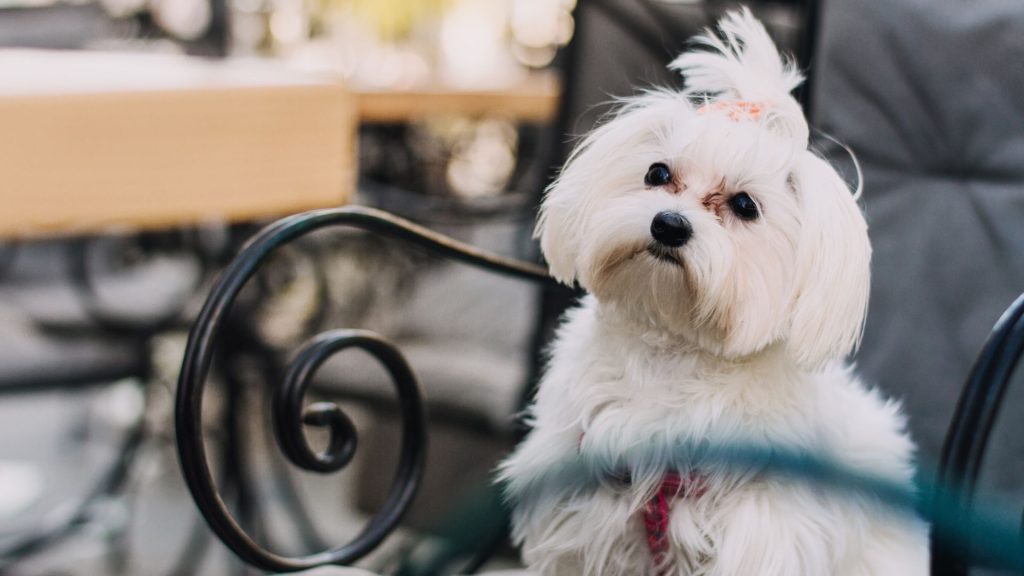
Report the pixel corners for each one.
[570,298,824,456]
[573,300,828,570]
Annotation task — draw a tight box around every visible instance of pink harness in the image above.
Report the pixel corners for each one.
[579,434,707,574]
[642,471,708,575]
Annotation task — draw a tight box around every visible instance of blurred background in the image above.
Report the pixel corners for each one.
[0,0,1021,574]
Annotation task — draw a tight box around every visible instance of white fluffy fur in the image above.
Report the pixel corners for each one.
[500,9,928,575]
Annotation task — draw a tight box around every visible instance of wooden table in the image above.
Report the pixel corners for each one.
[0,50,559,239]
[355,72,559,123]
[0,50,358,239]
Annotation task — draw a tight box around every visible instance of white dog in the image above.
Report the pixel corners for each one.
[499,9,929,576]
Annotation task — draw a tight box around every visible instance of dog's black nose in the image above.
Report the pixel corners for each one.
[650,211,692,247]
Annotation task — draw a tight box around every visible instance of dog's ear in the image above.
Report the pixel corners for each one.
[787,153,871,367]
[670,8,807,145]
[536,92,692,285]
[535,176,583,284]
[536,95,665,285]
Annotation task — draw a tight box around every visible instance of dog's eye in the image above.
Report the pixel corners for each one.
[644,163,672,187]
[728,192,760,220]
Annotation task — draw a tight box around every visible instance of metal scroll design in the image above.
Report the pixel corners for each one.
[175,205,555,573]
[933,291,1024,575]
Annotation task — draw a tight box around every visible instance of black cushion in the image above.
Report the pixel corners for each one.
[813,0,1024,488]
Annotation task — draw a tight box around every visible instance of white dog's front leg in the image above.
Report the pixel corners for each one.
[703,481,837,576]
[839,507,929,576]
[703,481,929,576]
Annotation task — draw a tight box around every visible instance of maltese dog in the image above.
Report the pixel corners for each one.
[499,8,928,576]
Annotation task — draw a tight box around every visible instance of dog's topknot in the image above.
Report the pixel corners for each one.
[670,7,803,102]
[670,8,808,145]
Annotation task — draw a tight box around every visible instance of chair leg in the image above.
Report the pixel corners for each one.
[0,402,146,571]
[167,339,258,576]
[223,348,260,576]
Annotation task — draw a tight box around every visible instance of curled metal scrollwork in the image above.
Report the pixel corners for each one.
[175,205,555,573]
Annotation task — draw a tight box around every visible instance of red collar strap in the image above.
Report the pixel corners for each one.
[644,471,708,575]
[578,433,707,574]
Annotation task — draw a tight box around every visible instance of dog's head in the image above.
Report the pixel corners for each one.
[538,8,870,367]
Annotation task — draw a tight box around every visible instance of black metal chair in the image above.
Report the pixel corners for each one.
[174,206,554,573]
[932,293,1024,576]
